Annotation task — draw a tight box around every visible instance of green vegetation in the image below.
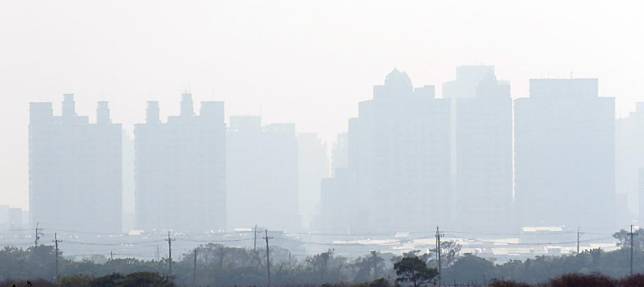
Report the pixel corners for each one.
[3,230,644,286]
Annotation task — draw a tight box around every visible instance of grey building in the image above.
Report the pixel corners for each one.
[331,133,348,173]
[297,133,329,229]
[443,66,514,233]
[29,95,122,233]
[317,168,356,233]
[616,103,644,222]
[323,69,451,233]
[515,79,615,231]
[134,94,226,232]
[639,168,644,226]
[226,116,300,231]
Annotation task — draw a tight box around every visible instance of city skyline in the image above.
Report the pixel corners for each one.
[3,67,643,210]
[6,1,644,284]
[21,66,639,234]
[4,0,644,210]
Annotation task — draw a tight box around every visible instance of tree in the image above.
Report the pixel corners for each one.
[353,251,386,282]
[393,256,438,287]
[117,272,175,287]
[443,254,496,284]
[305,249,347,283]
[439,241,462,267]
[87,272,175,287]
[58,274,92,287]
[613,229,642,250]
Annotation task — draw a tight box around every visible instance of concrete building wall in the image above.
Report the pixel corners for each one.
[29,95,122,233]
[515,79,615,231]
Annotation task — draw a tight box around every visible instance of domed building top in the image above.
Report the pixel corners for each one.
[384,68,413,95]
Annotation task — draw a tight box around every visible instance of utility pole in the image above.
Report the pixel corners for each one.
[435,226,442,287]
[263,229,273,287]
[34,222,42,248]
[53,232,62,281]
[193,248,198,286]
[254,225,258,252]
[110,251,114,261]
[630,225,635,276]
[166,231,175,276]
[577,227,581,255]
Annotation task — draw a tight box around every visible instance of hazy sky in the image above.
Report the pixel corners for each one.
[2,0,644,209]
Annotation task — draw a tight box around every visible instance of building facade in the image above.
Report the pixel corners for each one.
[134,94,226,232]
[443,66,514,233]
[297,133,329,229]
[515,79,615,231]
[226,116,300,231]
[29,95,122,233]
[616,103,644,222]
[320,69,451,233]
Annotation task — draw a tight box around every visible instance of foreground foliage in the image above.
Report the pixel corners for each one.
[4,230,644,286]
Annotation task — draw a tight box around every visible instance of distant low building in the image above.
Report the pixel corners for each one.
[0,206,26,230]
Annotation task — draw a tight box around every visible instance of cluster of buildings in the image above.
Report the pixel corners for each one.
[29,94,327,233]
[26,66,644,235]
[317,66,621,234]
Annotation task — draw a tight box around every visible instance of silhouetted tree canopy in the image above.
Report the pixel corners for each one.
[393,256,437,287]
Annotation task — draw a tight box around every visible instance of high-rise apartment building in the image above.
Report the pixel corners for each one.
[616,103,644,221]
[134,94,226,232]
[515,79,615,231]
[443,66,514,232]
[29,95,122,233]
[226,116,300,231]
[297,133,329,229]
[321,69,450,233]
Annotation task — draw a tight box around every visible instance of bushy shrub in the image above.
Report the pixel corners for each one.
[488,279,532,287]
[618,274,644,287]
[549,273,615,287]
[0,279,56,287]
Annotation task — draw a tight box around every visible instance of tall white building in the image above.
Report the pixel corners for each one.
[121,131,135,232]
[29,95,122,233]
[226,116,300,231]
[297,133,329,229]
[331,133,348,173]
[134,94,226,232]
[322,69,451,233]
[443,66,514,233]
[639,169,644,226]
[616,103,644,222]
[317,133,352,232]
[515,79,615,231]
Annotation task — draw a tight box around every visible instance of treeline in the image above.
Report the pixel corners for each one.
[3,230,644,286]
[0,244,397,286]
